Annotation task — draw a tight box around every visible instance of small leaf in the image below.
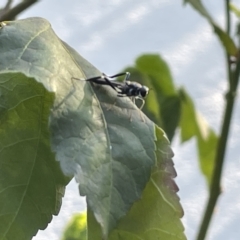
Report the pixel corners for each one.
[179,89,197,141]
[136,55,176,96]
[120,54,181,141]
[161,96,181,141]
[184,0,238,56]
[88,126,186,240]
[61,212,87,240]
[179,88,218,185]
[213,25,238,56]
[198,129,218,184]
[184,0,212,20]
[136,55,181,141]
[229,3,240,18]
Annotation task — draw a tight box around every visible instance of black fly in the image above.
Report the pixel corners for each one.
[74,72,149,109]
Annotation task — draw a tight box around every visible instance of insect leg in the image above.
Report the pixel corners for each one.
[82,74,120,93]
[117,94,127,97]
[71,76,85,81]
[136,98,145,122]
[138,98,145,110]
[100,75,120,92]
[108,72,130,81]
[72,76,115,88]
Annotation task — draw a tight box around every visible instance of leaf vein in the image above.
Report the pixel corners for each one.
[150,178,177,212]
[0,184,26,195]
[1,89,45,237]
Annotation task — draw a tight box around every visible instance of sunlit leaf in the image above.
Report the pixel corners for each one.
[88,126,186,240]
[61,212,87,240]
[229,3,240,18]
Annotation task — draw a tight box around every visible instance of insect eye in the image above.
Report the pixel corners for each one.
[140,89,147,97]
[140,86,149,97]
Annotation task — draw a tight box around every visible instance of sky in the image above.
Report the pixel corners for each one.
[11,0,240,239]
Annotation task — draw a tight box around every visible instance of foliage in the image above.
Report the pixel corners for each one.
[0,72,69,239]
[0,17,185,240]
[87,127,185,240]
[184,1,240,240]
[118,55,218,185]
[184,0,237,56]
[61,212,87,240]
[2,0,239,240]
[65,1,240,239]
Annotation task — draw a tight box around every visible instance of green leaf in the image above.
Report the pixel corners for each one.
[136,55,176,96]
[136,55,181,141]
[61,212,87,240]
[179,88,218,185]
[229,3,240,18]
[0,72,68,239]
[198,128,218,185]
[179,89,197,141]
[0,17,158,238]
[120,54,181,141]
[88,126,186,240]
[213,25,238,56]
[183,0,212,20]
[160,96,181,142]
[76,75,157,238]
[184,0,238,56]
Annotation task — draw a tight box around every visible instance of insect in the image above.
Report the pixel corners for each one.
[74,72,149,109]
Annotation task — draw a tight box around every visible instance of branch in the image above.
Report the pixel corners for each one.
[0,0,39,22]
[196,1,240,240]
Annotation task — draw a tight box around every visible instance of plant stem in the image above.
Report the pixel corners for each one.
[0,0,38,22]
[226,0,231,33]
[196,70,238,240]
[196,1,240,239]
[225,0,233,86]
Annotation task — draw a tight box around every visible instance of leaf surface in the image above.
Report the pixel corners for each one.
[0,17,158,238]
[0,17,98,239]
[0,73,67,240]
[0,18,185,239]
[88,126,186,240]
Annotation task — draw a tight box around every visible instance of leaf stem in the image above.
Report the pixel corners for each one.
[226,0,231,34]
[225,0,233,86]
[0,0,38,21]
[196,1,240,239]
